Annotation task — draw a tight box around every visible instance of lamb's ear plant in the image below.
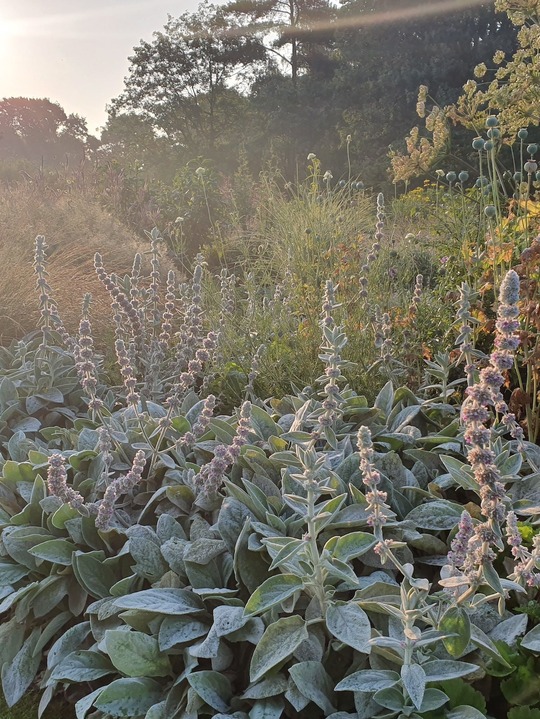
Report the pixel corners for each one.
[4,209,540,719]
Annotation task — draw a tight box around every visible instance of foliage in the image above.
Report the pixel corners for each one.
[0,223,538,719]
[110,1,267,164]
[0,98,98,167]
[99,0,518,186]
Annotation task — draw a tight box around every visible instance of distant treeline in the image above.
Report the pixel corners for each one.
[0,0,517,187]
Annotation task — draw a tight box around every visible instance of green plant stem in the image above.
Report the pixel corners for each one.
[305,474,328,614]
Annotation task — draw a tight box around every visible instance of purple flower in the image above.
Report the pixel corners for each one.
[47,454,85,510]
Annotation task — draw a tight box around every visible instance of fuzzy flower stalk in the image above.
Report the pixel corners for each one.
[446,270,523,598]
[165,331,219,415]
[47,454,85,510]
[148,333,218,476]
[97,426,113,486]
[455,282,478,387]
[94,253,142,347]
[33,236,74,352]
[158,270,176,352]
[115,339,140,407]
[148,229,162,338]
[461,270,522,522]
[357,426,400,567]
[440,510,475,598]
[489,270,524,447]
[313,280,348,436]
[75,318,103,413]
[409,274,423,318]
[506,511,540,588]
[179,394,216,447]
[246,344,265,398]
[195,401,252,496]
[359,193,385,300]
[175,254,205,371]
[373,309,403,381]
[95,450,146,530]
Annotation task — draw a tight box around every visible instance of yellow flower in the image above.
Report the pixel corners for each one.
[474,63,488,78]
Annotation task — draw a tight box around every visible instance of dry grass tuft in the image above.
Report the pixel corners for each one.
[0,183,158,344]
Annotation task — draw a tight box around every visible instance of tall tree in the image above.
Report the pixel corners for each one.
[0,97,94,165]
[110,2,267,161]
[224,0,336,86]
[333,0,517,184]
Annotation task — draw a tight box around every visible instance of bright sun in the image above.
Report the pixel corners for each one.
[0,15,12,43]
[0,12,21,44]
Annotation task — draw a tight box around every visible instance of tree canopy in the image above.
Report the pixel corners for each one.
[0,2,520,187]
[0,97,96,165]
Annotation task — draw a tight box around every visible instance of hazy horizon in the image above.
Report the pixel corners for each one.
[0,0,200,135]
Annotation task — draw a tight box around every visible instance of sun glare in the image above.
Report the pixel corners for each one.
[0,14,15,45]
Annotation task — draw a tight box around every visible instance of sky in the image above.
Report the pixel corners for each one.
[0,0,200,136]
